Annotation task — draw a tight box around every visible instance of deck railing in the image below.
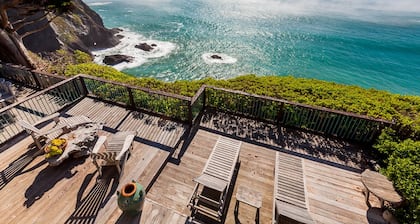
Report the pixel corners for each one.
[80,75,191,123]
[204,86,392,143]
[0,62,65,89]
[0,67,393,144]
[0,77,84,144]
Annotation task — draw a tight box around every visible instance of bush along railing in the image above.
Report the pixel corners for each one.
[204,86,392,143]
[0,77,84,145]
[80,75,191,123]
[0,62,65,89]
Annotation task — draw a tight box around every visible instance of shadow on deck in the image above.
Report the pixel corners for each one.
[195,109,370,171]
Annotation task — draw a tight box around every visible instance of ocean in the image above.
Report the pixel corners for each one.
[85,0,420,95]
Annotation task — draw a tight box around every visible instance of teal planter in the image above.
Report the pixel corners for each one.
[117,180,145,215]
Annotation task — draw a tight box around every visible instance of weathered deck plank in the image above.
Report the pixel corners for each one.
[118,111,187,148]
[64,97,130,129]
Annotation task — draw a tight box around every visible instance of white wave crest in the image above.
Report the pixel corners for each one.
[92,29,176,70]
[202,53,237,64]
[88,2,112,6]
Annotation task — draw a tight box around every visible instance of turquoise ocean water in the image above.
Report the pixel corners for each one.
[85,0,420,95]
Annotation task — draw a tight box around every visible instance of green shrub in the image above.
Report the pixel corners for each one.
[374,129,420,223]
[74,50,92,64]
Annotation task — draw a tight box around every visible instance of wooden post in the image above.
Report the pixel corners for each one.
[277,102,285,127]
[30,71,42,89]
[202,85,207,110]
[78,76,89,96]
[127,87,136,109]
[188,101,193,127]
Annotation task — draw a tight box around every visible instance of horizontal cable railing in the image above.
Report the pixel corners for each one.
[80,75,191,123]
[205,86,392,143]
[0,77,84,144]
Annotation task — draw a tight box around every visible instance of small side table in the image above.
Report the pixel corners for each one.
[361,169,403,209]
[235,185,263,223]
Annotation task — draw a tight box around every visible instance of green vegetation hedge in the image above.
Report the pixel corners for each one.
[65,60,420,223]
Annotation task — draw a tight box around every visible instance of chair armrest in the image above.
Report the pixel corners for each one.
[92,136,107,154]
[18,120,41,134]
[116,134,135,161]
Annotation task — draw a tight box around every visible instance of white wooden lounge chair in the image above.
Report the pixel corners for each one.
[18,114,93,149]
[90,131,136,179]
[18,113,62,149]
[273,152,314,224]
[188,136,241,222]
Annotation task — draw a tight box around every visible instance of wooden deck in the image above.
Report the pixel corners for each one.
[0,97,187,224]
[149,129,381,224]
[0,95,384,224]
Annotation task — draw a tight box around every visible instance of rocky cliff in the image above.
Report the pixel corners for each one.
[20,0,119,56]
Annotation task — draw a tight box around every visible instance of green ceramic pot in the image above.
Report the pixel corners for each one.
[117,180,145,215]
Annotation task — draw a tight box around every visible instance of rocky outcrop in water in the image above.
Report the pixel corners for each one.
[211,54,222,60]
[103,54,134,65]
[135,43,156,52]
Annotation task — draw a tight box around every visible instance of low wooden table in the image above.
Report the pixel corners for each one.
[361,169,403,209]
[46,123,102,166]
[235,185,263,223]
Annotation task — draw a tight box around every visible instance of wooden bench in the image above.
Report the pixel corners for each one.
[235,185,263,223]
[274,152,314,224]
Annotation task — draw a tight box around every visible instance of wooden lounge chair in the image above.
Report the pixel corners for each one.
[273,152,314,224]
[18,113,62,149]
[18,114,93,150]
[90,131,137,179]
[188,136,242,222]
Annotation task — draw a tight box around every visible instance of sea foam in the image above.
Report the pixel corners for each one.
[87,2,113,6]
[202,53,237,64]
[92,29,176,70]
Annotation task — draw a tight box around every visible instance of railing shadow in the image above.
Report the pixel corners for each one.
[24,158,85,207]
[200,110,368,172]
[0,146,43,191]
[65,167,119,224]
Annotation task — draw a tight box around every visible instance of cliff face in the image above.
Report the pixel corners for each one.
[21,0,119,55]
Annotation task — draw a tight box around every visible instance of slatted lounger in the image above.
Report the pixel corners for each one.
[274,152,314,224]
[189,136,242,222]
[19,114,93,150]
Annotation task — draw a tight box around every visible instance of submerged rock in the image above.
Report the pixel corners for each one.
[135,43,155,52]
[103,54,134,65]
[211,54,223,60]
